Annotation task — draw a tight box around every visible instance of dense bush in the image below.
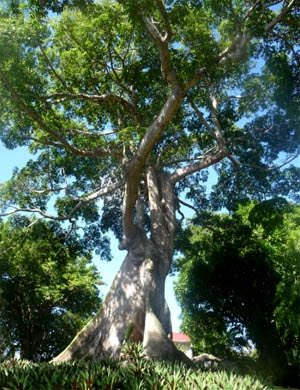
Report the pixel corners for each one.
[175,200,300,386]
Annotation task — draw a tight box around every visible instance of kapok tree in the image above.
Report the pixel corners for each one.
[0,0,299,362]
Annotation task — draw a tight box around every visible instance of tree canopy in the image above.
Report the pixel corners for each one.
[0,0,299,230]
[0,216,102,361]
[174,199,300,386]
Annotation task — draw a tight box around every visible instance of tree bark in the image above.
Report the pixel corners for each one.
[52,171,189,364]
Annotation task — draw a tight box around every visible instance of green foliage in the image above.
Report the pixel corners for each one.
[0,0,298,238]
[175,199,300,386]
[0,216,102,361]
[0,355,271,389]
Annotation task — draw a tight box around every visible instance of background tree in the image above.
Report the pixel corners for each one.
[0,0,299,362]
[175,199,300,386]
[0,216,102,361]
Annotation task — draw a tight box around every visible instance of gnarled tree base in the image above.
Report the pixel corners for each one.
[52,247,191,366]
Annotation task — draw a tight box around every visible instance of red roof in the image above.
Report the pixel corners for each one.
[172,332,191,343]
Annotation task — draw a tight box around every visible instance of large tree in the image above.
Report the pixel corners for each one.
[0,216,102,361]
[174,199,300,385]
[0,0,299,362]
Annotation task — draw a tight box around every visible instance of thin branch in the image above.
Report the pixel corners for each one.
[188,97,216,139]
[64,25,136,99]
[272,31,300,67]
[189,94,228,158]
[66,128,120,138]
[163,147,216,167]
[111,31,134,68]
[196,86,239,170]
[31,186,67,195]
[39,46,72,92]
[20,135,62,149]
[28,130,121,159]
[107,42,137,98]
[274,150,300,170]
[177,206,185,222]
[73,180,124,205]
[0,206,71,221]
[42,92,137,117]
[178,198,199,216]
[242,0,262,22]
[219,94,248,102]
[226,153,240,169]
[0,72,118,160]
[0,180,124,221]
[178,198,219,233]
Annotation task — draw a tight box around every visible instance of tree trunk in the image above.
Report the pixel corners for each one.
[52,171,190,364]
[52,237,179,362]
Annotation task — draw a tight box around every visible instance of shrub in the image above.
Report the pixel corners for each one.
[0,350,271,389]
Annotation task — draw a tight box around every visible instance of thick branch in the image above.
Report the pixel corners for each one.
[121,88,185,239]
[219,33,251,64]
[218,0,296,64]
[147,167,175,258]
[141,14,177,86]
[170,148,227,183]
[136,196,145,229]
[155,0,173,40]
[121,174,140,244]
[146,166,162,244]
[133,86,185,173]
[119,39,184,236]
[115,4,184,241]
[265,0,297,31]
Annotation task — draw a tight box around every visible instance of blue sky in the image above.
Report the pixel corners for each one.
[0,142,184,330]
